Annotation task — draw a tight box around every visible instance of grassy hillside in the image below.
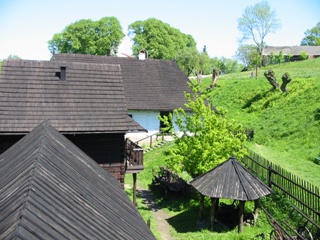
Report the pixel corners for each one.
[202,58,320,186]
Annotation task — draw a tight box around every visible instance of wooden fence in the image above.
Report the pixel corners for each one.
[242,149,320,224]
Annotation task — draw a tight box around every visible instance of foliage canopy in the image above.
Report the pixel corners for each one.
[128,18,197,60]
[175,48,200,76]
[161,83,247,178]
[300,22,320,46]
[48,17,124,56]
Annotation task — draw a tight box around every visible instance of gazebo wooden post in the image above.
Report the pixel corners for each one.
[253,199,260,226]
[238,200,245,233]
[133,173,137,206]
[199,195,205,221]
[210,198,218,231]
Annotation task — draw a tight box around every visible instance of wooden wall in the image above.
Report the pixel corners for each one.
[0,133,126,186]
[0,135,24,154]
[65,133,126,186]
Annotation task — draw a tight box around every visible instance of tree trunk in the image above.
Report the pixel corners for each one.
[264,69,279,89]
[210,69,221,88]
[280,72,292,92]
[196,72,202,84]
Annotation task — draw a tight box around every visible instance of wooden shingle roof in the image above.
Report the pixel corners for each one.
[190,156,272,201]
[263,46,320,56]
[52,54,191,111]
[0,59,145,134]
[0,121,155,240]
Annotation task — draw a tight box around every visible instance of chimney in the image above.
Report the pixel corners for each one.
[138,50,146,60]
[58,64,68,81]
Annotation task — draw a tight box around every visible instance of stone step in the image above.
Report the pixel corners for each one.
[144,141,167,153]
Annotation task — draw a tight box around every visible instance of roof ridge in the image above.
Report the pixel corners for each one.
[13,122,48,238]
[231,158,250,200]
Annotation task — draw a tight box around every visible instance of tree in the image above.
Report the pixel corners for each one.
[160,83,247,178]
[237,1,281,55]
[235,44,257,68]
[7,55,21,59]
[48,17,124,56]
[198,51,212,75]
[210,68,222,88]
[276,50,285,64]
[301,22,320,46]
[175,48,200,76]
[264,69,279,90]
[263,69,292,92]
[281,73,292,92]
[219,57,244,74]
[128,18,197,60]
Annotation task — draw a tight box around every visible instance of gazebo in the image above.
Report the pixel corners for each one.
[190,156,272,233]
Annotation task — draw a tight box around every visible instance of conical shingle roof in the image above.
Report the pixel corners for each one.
[190,156,272,201]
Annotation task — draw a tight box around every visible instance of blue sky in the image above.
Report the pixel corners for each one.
[0,0,319,60]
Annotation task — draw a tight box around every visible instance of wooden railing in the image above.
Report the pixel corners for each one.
[124,138,144,174]
[135,132,165,148]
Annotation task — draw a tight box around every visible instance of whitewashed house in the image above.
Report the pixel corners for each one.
[52,54,191,139]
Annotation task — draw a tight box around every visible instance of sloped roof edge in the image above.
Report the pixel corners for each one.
[190,156,272,201]
[0,121,155,239]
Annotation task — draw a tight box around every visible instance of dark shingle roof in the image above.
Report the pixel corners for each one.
[190,156,272,201]
[0,121,155,240]
[52,54,191,111]
[0,59,145,134]
[263,46,320,56]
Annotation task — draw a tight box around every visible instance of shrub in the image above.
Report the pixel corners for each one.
[299,51,308,60]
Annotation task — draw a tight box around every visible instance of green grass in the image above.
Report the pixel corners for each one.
[201,58,320,186]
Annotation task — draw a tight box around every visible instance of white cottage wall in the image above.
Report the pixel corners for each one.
[129,110,181,132]
[129,110,160,132]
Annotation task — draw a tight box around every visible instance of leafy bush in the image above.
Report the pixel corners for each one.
[299,51,308,60]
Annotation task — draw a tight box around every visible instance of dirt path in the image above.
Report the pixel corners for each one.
[137,186,174,240]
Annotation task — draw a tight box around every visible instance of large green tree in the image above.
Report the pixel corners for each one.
[237,1,281,55]
[48,17,124,55]
[198,51,212,75]
[128,18,197,59]
[175,48,200,76]
[161,83,247,178]
[300,22,320,46]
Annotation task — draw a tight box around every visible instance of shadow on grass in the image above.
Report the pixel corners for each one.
[145,184,239,234]
[242,89,273,109]
[166,205,239,234]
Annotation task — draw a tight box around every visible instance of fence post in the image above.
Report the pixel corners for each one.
[149,135,152,148]
[268,165,272,187]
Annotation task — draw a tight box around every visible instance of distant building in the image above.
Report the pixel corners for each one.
[263,46,320,63]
